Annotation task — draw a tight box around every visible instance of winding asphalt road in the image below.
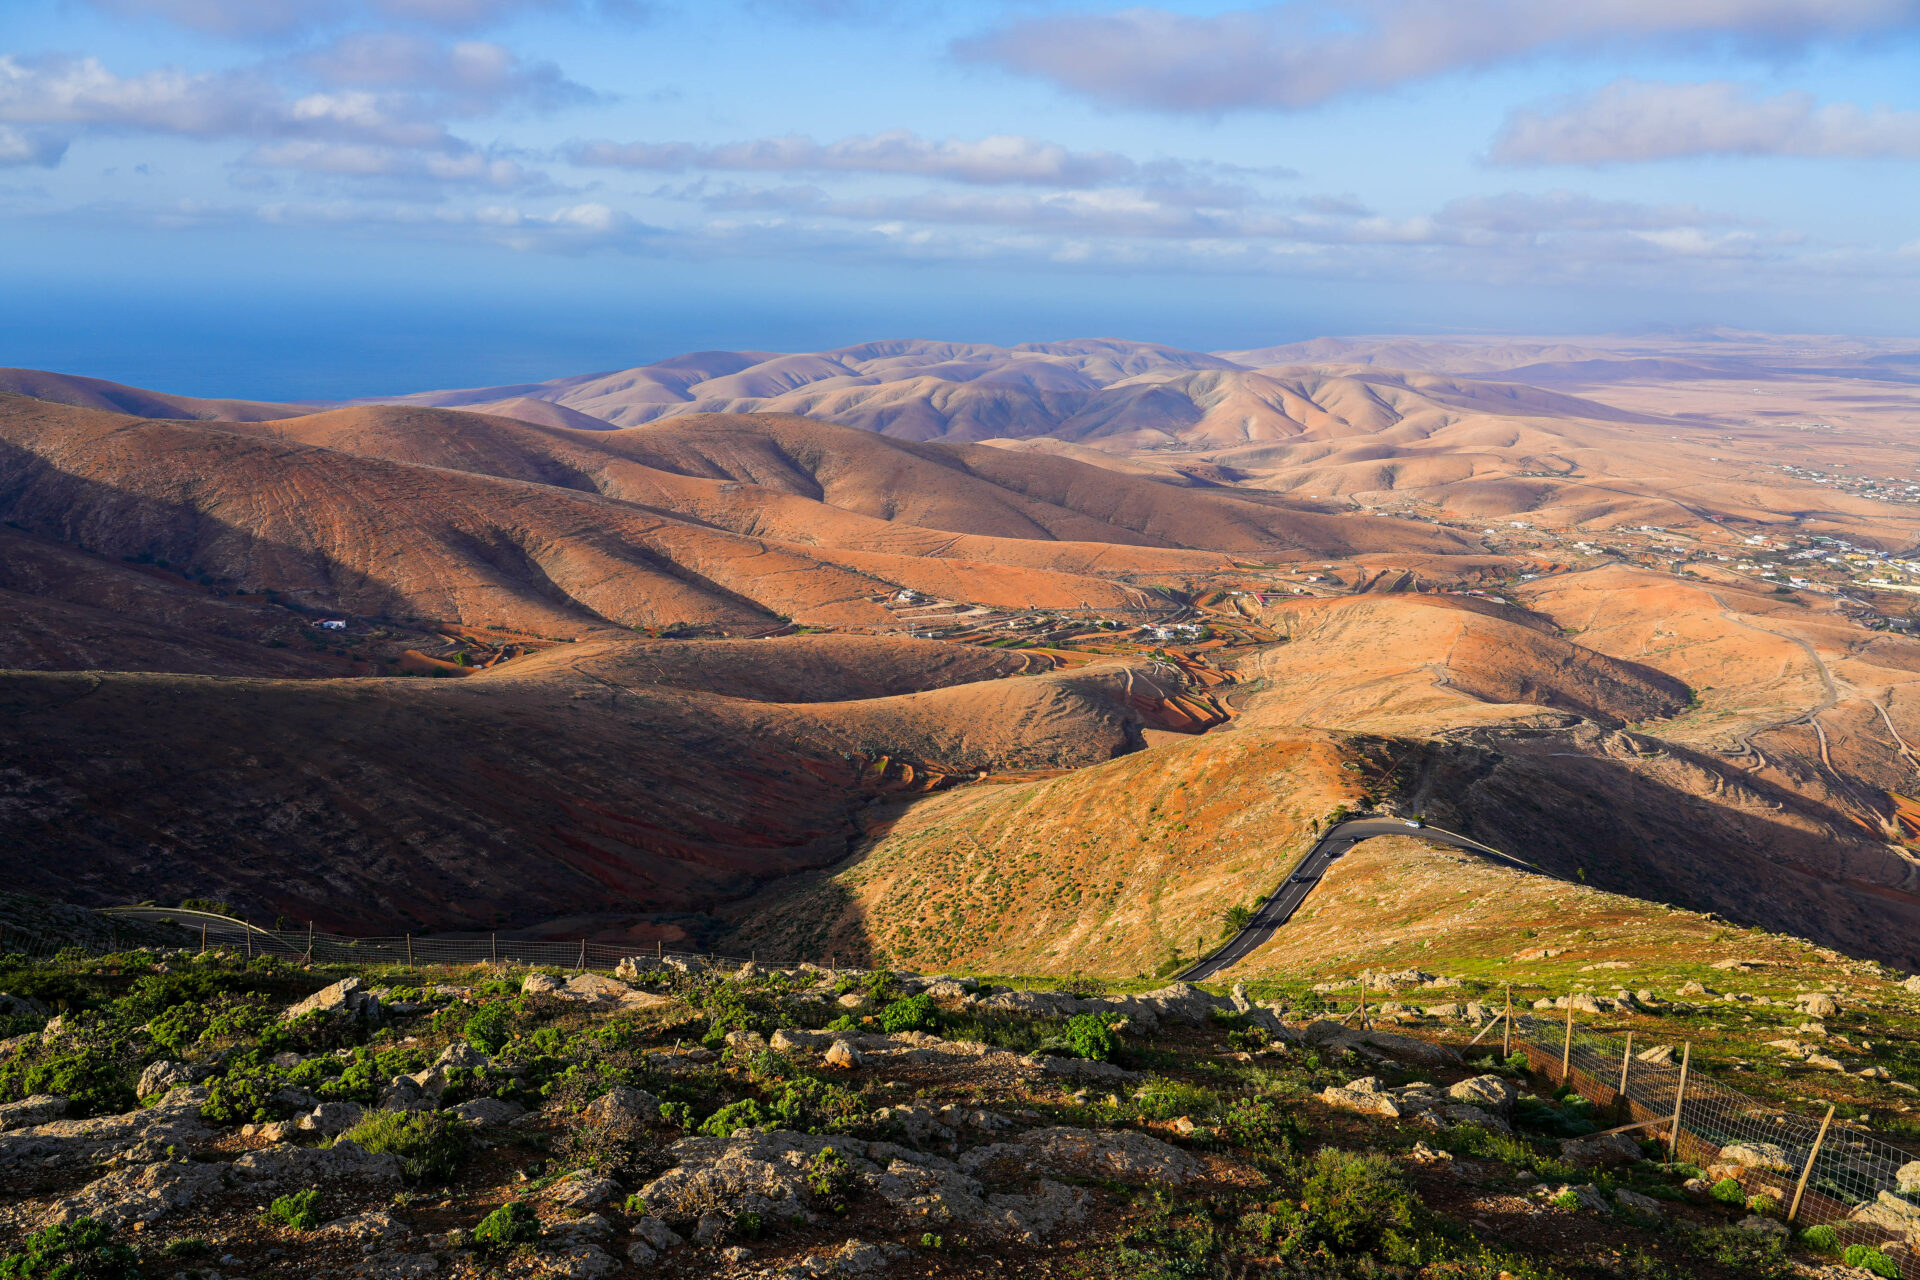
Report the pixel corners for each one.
[1181,817,1557,981]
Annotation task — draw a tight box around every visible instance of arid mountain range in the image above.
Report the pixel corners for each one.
[3,331,1920,975]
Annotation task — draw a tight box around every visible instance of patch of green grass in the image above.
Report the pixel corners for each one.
[338,1110,468,1184]
[261,1189,321,1231]
[0,1218,138,1279]
[472,1201,539,1251]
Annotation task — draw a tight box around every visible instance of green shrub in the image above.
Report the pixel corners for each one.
[463,1003,515,1054]
[734,1210,763,1239]
[1550,1190,1581,1210]
[1799,1224,1839,1254]
[472,1201,540,1250]
[261,1189,321,1231]
[158,1237,211,1260]
[1062,1012,1120,1061]
[1298,1148,1417,1251]
[878,995,940,1034]
[1709,1177,1747,1205]
[0,1218,138,1279]
[622,1194,648,1216]
[1133,1077,1220,1122]
[339,1110,468,1184]
[1746,1192,1779,1217]
[807,1146,856,1215]
[699,1098,769,1137]
[823,1015,861,1033]
[1845,1245,1901,1278]
[0,1039,138,1119]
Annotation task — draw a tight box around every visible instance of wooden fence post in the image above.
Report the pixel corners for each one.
[1502,983,1513,1059]
[490,933,497,964]
[577,938,586,973]
[245,920,253,960]
[305,920,314,964]
[1619,1031,1634,1102]
[1788,1105,1836,1224]
[405,934,414,970]
[200,922,207,954]
[1561,998,1575,1083]
[1666,1043,1692,1159]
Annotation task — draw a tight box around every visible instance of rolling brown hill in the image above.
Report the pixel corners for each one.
[245,404,1469,559]
[0,634,1193,935]
[1,394,1252,635]
[0,367,313,421]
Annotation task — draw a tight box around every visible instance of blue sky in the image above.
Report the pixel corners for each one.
[2,0,1918,398]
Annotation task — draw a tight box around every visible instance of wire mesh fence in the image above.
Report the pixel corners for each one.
[1510,1007,1920,1276]
[94,907,793,974]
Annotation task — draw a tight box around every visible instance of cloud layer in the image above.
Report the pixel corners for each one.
[569,130,1140,186]
[957,0,1920,113]
[1494,79,1920,163]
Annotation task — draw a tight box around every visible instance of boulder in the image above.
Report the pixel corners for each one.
[522,973,565,996]
[1614,1188,1664,1216]
[283,976,381,1023]
[1897,1160,1920,1194]
[1559,1132,1645,1169]
[583,1086,661,1127]
[757,1238,913,1278]
[231,1136,402,1183]
[1636,1044,1676,1065]
[0,1087,210,1170]
[960,1126,1204,1186]
[298,1101,367,1137]
[824,1040,864,1070]
[1320,1087,1401,1118]
[1795,993,1841,1019]
[317,1210,413,1243]
[1718,1142,1795,1174]
[638,1130,878,1226]
[725,1029,771,1053]
[545,1170,621,1210]
[614,956,663,979]
[0,1094,68,1132]
[771,1028,841,1052]
[1038,1055,1138,1082]
[1736,1215,1790,1237]
[871,1158,1091,1244]
[565,973,630,1001]
[1447,1075,1516,1114]
[1543,1183,1611,1213]
[40,1158,227,1229]
[136,1061,200,1101]
[1852,1191,1920,1236]
[435,1041,490,1072]
[447,1097,524,1128]
[875,1105,955,1148]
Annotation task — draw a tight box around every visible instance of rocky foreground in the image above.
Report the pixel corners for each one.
[0,949,1914,1279]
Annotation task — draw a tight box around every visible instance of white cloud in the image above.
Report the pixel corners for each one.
[299,33,596,113]
[0,54,446,147]
[956,0,1920,113]
[569,129,1141,187]
[87,0,644,39]
[0,125,69,168]
[1493,79,1920,164]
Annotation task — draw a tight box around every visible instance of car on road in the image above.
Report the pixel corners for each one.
[1404,818,1424,828]
[1288,873,1309,883]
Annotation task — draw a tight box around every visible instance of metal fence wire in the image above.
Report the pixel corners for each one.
[94,907,784,974]
[1511,1011,1920,1277]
